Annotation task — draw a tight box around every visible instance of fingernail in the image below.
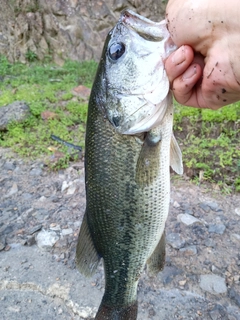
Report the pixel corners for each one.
[182,65,197,80]
[172,46,185,65]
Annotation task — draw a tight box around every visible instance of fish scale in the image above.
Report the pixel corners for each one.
[76,9,182,320]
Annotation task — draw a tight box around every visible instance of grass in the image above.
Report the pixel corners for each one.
[0,55,239,191]
[0,55,97,168]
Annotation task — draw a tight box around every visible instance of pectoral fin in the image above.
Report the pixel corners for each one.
[170,134,183,175]
[147,231,166,276]
[136,128,161,186]
[75,213,100,277]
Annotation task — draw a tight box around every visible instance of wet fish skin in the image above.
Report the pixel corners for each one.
[76,9,182,320]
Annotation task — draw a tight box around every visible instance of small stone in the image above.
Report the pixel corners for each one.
[72,85,91,99]
[231,233,240,241]
[61,228,73,236]
[26,235,36,246]
[235,207,240,216]
[179,245,197,256]
[41,111,59,120]
[6,182,18,197]
[199,202,210,212]
[35,230,59,251]
[30,168,42,176]
[173,201,180,208]
[206,201,222,212]
[28,225,42,235]
[38,196,47,202]
[199,274,227,294]
[3,161,16,171]
[67,184,76,195]
[0,236,6,251]
[179,280,187,286]
[208,224,226,235]
[177,214,201,226]
[61,181,69,192]
[166,233,185,249]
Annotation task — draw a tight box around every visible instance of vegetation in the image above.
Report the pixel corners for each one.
[0,55,97,168]
[0,55,239,191]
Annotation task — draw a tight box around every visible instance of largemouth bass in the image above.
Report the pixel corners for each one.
[76,9,183,320]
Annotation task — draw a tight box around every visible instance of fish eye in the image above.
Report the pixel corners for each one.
[108,42,125,61]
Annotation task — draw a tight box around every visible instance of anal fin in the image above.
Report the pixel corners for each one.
[75,213,100,277]
[147,231,166,276]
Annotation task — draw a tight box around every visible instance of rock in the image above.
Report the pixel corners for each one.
[61,228,73,236]
[235,207,240,216]
[173,201,180,208]
[41,111,59,120]
[230,233,240,242]
[209,304,228,320]
[160,265,183,285]
[179,245,197,256]
[35,229,59,251]
[208,224,226,235]
[228,288,240,308]
[206,201,222,212]
[0,236,6,251]
[30,168,42,176]
[166,233,185,249]
[0,101,30,130]
[66,184,77,195]
[28,224,42,235]
[5,182,18,197]
[61,181,69,192]
[199,202,210,212]
[199,274,227,294]
[177,214,201,226]
[3,161,16,171]
[0,0,167,64]
[72,85,91,100]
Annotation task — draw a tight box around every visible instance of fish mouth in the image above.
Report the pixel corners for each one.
[120,9,167,42]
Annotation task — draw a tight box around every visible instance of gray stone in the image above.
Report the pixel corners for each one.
[5,182,18,197]
[179,245,197,256]
[199,274,227,294]
[177,214,201,226]
[3,161,16,171]
[30,168,42,176]
[61,228,73,236]
[35,229,59,251]
[235,207,240,216]
[0,101,30,130]
[166,233,186,249]
[0,236,6,251]
[208,224,226,235]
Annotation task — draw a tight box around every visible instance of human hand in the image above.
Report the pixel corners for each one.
[164,0,240,109]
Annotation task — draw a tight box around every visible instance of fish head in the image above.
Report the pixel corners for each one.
[96,10,177,134]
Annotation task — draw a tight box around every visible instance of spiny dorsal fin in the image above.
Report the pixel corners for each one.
[170,134,183,175]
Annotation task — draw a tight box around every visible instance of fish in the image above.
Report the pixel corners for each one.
[75,9,183,320]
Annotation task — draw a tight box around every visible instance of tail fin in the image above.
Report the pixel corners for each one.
[95,301,138,320]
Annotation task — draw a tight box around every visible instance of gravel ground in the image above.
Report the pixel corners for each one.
[0,147,239,319]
